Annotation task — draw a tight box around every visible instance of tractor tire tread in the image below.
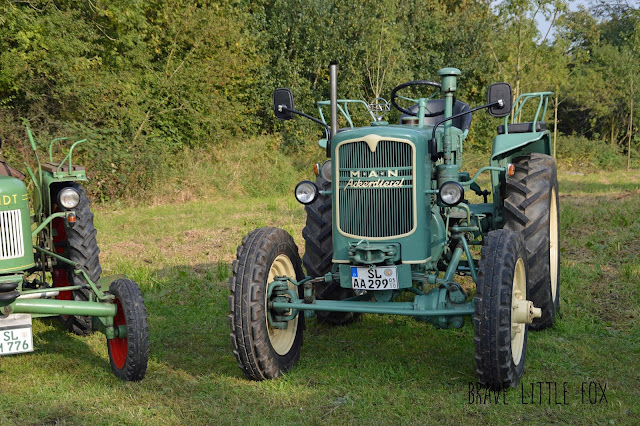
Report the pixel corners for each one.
[504,153,560,330]
[59,184,102,336]
[107,278,149,381]
[301,176,359,326]
[474,229,528,390]
[229,227,304,380]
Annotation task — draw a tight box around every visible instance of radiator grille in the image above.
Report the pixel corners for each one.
[337,140,414,238]
[0,209,25,260]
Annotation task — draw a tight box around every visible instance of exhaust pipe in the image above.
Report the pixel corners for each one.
[330,63,338,138]
[17,290,60,300]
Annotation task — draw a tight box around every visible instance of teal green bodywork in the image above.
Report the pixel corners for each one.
[321,75,553,297]
[488,91,553,228]
[271,68,553,324]
[331,125,441,265]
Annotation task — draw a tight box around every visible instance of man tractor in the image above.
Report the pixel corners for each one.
[229,65,559,389]
[0,126,148,381]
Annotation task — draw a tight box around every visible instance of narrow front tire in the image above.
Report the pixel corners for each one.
[229,227,304,380]
[107,279,149,381]
[474,229,531,390]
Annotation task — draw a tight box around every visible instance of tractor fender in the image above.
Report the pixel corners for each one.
[490,130,551,163]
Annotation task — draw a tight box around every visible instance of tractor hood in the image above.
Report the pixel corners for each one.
[0,176,35,274]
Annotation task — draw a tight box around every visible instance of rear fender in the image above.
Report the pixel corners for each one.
[490,130,551,164]
[489,130,552,228]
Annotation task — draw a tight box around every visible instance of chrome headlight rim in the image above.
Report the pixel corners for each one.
[58,187,81,210]
[438,181,464,206]
[294,180,319,205]
[320,160,332,182]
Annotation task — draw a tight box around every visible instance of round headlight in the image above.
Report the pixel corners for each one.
[439,181,464,206]
[320,160,332,182]
[58,187,81,209]
[295,181,319,204]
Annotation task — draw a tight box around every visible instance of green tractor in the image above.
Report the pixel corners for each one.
[229,66,559,389]
[0,126,148,381]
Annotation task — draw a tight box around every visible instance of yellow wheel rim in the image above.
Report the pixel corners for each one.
[549,187,559,301]
[266,254,298,356]
[511,258,526,364]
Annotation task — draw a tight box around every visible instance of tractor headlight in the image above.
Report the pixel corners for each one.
[320,160,332,182]
[438,181,464,206]
[58,187,80,209]
[295,181,319,204]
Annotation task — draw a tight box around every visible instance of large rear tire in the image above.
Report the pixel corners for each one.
[229,227,304,380]
[51,184,102,335]
[504,153,560,330]
[302,176,359,325]
[474,229,529,390]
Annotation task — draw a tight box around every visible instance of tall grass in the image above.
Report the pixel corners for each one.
[141,135,326,205]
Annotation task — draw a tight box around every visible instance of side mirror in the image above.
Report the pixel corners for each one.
[487,83,512,117]
[273,88,295,120]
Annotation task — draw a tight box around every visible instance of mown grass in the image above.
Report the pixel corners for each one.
[0,167,638,425]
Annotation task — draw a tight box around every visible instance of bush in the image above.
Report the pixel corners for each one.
[555,134,626,171]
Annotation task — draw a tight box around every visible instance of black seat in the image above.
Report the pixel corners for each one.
[400,100,472,131]
[497,122,547,134]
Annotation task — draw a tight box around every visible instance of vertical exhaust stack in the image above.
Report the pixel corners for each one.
[330,63,338,138]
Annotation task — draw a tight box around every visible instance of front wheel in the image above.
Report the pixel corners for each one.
[474,229,541,390]
[229,227,304,380]
[107,279,149,381]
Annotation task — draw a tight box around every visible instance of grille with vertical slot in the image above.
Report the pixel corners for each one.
[337,140,415,238]
[0,209,25,260]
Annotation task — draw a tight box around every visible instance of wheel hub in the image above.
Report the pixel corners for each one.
[266,254,298,356]
[510,258,541,364]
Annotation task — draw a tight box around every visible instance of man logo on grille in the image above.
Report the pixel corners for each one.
[349,170,399,178]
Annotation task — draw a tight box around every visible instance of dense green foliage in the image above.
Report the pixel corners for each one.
[0,0,638,198]
[0,0,260,199]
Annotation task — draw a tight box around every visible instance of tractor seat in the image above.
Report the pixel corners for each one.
[0,160,26,180]
[41,162,86,173]
[400,100,472,132]
[497,122,547,134]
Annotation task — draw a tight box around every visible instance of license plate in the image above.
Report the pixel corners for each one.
[351,266,398,290]
[0,314,33,356]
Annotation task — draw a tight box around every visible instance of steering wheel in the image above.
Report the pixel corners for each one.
[390,80,443,117]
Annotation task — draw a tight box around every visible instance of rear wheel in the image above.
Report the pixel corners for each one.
[51,184,102,335]
[107,279,149,381]
[302,176,359,325]
[474,229,538,390]
[229,227,304,380]
[504,153,560,330]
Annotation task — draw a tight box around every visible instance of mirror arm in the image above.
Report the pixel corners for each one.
[278,105,332,157]
[428,100,502,161]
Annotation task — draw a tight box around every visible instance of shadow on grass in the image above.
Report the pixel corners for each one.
[146,262,478,386]
[30,318,112,373]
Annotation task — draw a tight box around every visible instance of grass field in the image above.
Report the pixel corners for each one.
[0,169,638,425]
